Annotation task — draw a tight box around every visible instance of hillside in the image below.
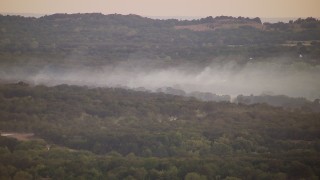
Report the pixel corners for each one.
[0,83,320,179]
[0,13,320,67]
[175,16,263,31]
[0,14,320,179]
[0,14,319,101]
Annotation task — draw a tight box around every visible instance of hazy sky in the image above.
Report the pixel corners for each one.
[1,0,320,18]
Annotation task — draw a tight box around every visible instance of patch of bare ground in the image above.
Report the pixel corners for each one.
[1,131,79,152]
[175,21,263,32]
[0,132,37,141]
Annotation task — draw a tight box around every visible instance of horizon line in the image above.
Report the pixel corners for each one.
[1,12,319,21]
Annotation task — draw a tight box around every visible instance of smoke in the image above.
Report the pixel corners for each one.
[1,58,320,100]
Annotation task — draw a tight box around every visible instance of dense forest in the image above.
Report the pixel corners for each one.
[0,83,320,179]
[0,13,320,68]
[1,14,320,179]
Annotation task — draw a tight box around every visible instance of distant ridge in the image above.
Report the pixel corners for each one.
[1,12,319,24]
[149,16,320,23]
[261,17,296,23]
[148,16,202,20]
[0,12,46,17]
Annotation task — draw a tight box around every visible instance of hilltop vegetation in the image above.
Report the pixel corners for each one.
[0,83,320,179]
[0,13,320,67]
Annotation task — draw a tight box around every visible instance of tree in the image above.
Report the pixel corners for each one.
[185,172,207,180]
[13,171,33,180]
[252,17,262,24]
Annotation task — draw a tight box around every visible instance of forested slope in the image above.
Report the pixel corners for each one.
[1,14,320,67]
[0,83,319,179]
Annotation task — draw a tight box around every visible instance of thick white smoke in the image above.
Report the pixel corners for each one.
[1,58,319,100]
